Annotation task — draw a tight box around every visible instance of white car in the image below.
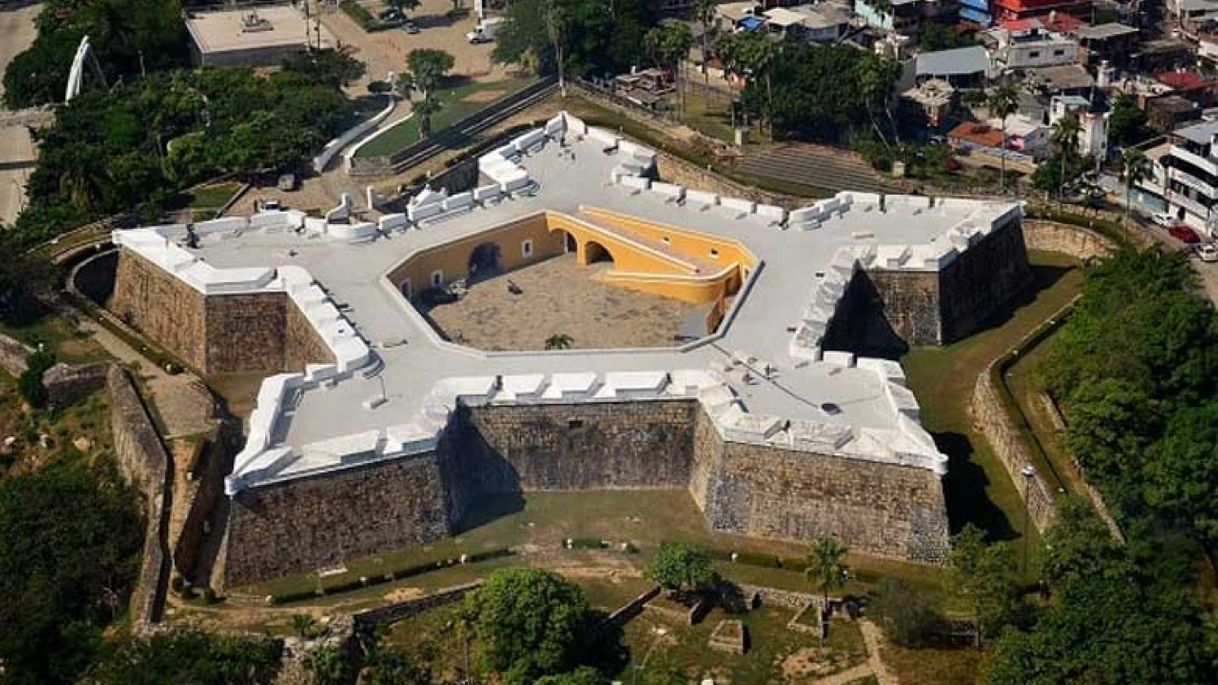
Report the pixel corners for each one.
[1198,244,1218,262]
[1151,212,1177,228]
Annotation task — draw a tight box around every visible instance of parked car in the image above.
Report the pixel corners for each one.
[378,8,403,21]
[1151,212,1177,228]
[1170,224,1201,244]
[403,21,420,34]
[1199,243,1218,262]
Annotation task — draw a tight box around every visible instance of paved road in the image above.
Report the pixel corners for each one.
[0,2,41,228]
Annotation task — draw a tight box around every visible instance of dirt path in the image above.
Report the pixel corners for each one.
[859,619,898,685]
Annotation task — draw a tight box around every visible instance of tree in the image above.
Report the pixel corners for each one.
[1119,146,1152,222]
[868,578,945,647]
[805,536,849,612]
[948,524,1021,648]
[277,48,366,90]
[645,542,717,595]
[0,461,143,684]
[543,0,569,96]
[464,568,594,684]
[1040,498,1129,587]
[1049,112,1083,198]
[402,49,455,137]
[87,630,283,685]
[643,23,693,113]
[545,333,574,349]
[987,84,1020,192]
[1143,402,1218,546]
[386,0,423,17]
[289,613,318,639]
[362,647,429,685]
[693,0,718,83]
[307,645,353,685]
[1108,94,1148,146]
[534,666,608,685]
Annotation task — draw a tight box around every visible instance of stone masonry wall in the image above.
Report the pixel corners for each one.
[857,270,942,347]
[1022,219,1114,261]
[224,453,454,586]
[453,401,699,494]
[693,406,950,563]
[107,365,173,623]
[111,250,207,370]
[204,294,287,374]
[937,219,1034,344]
[970,365,1058,533]
[110,248,334,375]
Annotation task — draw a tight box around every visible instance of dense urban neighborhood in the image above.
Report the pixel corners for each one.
[1,0,1218,684]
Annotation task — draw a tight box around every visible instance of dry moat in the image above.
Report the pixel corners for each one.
[419,254,704,351]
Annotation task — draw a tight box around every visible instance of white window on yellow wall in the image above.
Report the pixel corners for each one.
[430,270,443,288]
[522,239,534,258]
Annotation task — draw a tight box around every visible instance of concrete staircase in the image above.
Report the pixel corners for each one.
[737,144,892,195]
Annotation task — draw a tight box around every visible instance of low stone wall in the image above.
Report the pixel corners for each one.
[737,583,819,610]
[107,365,173,623]
[1023,220,1115,261]
[43,362,109,407]
[0,331,31,376]
[352,581,483,628]
[969,366,1058,533]
[599,585,661,632]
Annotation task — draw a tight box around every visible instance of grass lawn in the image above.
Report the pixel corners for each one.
[902,250,1083,578]
[186,182,242,211]
[235,489,951,604]
[354,77,538,158]
[382,589,867,684]
[881,640,983,685]
[0,312,110,365]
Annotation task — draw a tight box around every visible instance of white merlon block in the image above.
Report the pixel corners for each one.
[545,115,566,137]
[408,202,444,222]
[562,112,588,134]
[499,169,531,192]
[587,127,620,147]
[194,217,249,235]
[512,128,546,152]
[619,175,651,191]
[686,189,719,206]
[379,213,408,232]
[443,192,474,211]
[821,350,856,367]
[474,184,503,202]
[755,204,786,221]
[304,217,327,234]
[720,197,756,214]
[650,182,685,199]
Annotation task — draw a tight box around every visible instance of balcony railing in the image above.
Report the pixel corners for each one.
[1167,188,1212,219]
[1170,145,1218,178]
[1168,168,1218,198]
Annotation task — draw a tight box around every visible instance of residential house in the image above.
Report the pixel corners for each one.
[854,0,953,33]
[991,0,1090,23]
[915,45,994,88]
[1049,94,1109,159]
[1156,119,1218,232]
[1074,23,1140,67]
[991,24,1079,70]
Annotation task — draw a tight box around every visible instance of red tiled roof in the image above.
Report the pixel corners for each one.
[948,122,1005,148]
[1156,70,1212,91]
[999,13,1086,32]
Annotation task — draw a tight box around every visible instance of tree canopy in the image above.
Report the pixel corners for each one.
[85,629,283,685]
[4,0,188,109]
[491,0,655,78]
[464,567,596,684]
[644,542,717,594]
[0,459,143,684]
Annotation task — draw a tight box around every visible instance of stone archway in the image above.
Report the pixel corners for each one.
[468,242,502,281]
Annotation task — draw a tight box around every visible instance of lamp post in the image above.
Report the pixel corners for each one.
[1020,464,1035,579]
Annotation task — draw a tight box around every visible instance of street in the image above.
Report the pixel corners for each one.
[0,1,41,228]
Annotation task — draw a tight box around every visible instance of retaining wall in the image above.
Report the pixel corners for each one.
[107,365,173,623]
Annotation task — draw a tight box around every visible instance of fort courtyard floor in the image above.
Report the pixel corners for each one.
[421,254,703,351]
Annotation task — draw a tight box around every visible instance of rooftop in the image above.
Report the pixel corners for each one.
[186,6,332,55]
[1074,22,1138,40]
[916,45,991,77]
[1171,119,1218,145]
[114,113,1022,494]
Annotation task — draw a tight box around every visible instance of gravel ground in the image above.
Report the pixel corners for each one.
[423,254,701,351]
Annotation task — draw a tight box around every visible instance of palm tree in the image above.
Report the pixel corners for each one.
[1119,147,1152,223]
[645,23,694,114]
[544,333,573,350]
[289,613,317,639]
[1050,113,1082,199]
[858,57,899,149]
[412,94,441,138]
[805,536,849,622]
[987,84,1020,193]
[543,0,568,97]
[694,0,718,85]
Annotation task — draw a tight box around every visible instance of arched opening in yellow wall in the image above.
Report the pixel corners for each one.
[468,242,502,281]
[584,240,615,265]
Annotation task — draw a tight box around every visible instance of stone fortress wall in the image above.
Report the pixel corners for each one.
[223,399,951,585]
[111,250,334,375]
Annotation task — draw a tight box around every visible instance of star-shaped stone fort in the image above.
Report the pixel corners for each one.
[108,112,1032,585]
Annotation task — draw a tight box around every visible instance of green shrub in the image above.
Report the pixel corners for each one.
[868,578,946,647]
[734,551,780,568]
[18,350,55,408]
[368,80,392,94]
[340,0,399,31]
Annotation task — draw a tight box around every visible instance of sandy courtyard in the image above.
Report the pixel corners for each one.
[422,254,702,351]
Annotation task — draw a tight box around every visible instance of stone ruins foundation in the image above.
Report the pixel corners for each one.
[108,112,1032,585]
